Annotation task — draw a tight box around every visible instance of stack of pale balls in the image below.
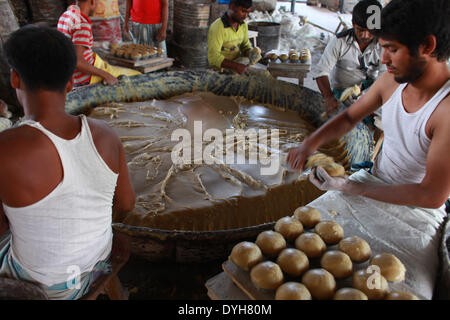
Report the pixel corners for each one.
[229,206,418,300]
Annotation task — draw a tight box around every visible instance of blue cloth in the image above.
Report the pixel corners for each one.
[0,233,112,300]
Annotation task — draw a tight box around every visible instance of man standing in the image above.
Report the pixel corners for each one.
[58,0,140,88]
[124,0,168,55]
[313,0,385,114]
[288,0,450,210]
[208,0,261,74]
[0,26,135,299]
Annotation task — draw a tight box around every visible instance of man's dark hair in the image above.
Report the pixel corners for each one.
[352,0,382,29]
[4,25,77,92]
[375,0,450,61]
[230,0,252,9]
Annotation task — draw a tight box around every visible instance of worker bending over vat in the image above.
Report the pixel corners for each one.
[288,0,449,299]
[0,26,135,299]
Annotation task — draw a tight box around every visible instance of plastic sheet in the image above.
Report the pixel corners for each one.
[307,169,447,300]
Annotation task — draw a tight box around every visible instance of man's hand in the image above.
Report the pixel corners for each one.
[156,27,167,43]
[102,72,119,86]
[124,20,130,34]
[236,63,249,75]
[287,140,314,171]
[325,95,339,114]
[248,47,262,65]
[309,167,348,191]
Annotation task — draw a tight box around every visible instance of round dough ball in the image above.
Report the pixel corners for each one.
[293,206,321,228]
[338,236,372,263]
[315,220,344,244]
[304,153,334,169]
[276,248,309,277]
[295,233,326,258]
[250,261,284,290]
[255,231,286,257]
[352,268,389,300]
[274,216,304,240]
[320,250,353,278]
[275,282,312,300]
[229,241,263,271]
[317,162,345,177]
[386,291,419,300]
[369,253,406,282]
[301,268,336,300]
[333,288,368,300]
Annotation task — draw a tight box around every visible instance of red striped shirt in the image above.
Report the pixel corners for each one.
[57,5,94,85]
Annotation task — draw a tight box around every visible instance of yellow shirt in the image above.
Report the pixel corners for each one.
[207,14,253,69]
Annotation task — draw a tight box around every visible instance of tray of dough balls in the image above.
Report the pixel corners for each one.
[264,49,312,68]
[106,43,165,67]
[224,205,419,300]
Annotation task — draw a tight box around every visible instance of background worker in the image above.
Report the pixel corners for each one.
[313,0,386,114]
[124,0,168,55]
[208,0,261,75]
[58,0,140,88]
[0,26,135,299]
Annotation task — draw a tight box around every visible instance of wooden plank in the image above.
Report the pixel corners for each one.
[205,272,250,300]
[137,58,174,73]
[268,61,311,71]
[222,260,275,300]
[105,54,166,67]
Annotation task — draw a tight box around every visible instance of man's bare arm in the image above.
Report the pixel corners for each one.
[112,140,136,216]
[287,72,388,170]
[221,59,248,75]
[316,76,339,113]
[124,0,133,33]
[75,45,118,85]
[341,100,450,208]
[156,0,168,42]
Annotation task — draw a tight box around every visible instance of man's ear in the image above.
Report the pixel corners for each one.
[10,69,21,89]
[420,35,437,57]
[66,76,74,93]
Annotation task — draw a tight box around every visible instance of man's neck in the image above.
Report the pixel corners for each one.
[22,90,68,123]
[226,10,239,31]
[77,1,91,17]
[407,61,450,99]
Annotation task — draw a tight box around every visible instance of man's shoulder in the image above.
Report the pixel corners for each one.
[210,18,224,28]
[0,125,45,162]
[85,117,121,146]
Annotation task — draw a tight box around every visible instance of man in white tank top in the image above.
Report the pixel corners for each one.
[0,26,135,299]
[287,0,450,210]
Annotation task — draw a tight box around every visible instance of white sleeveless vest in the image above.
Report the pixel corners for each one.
[3,115,118,286]
[373,79,450,185]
